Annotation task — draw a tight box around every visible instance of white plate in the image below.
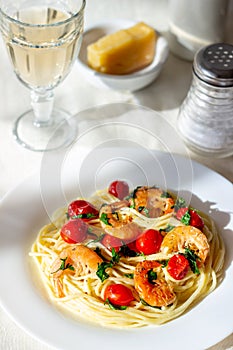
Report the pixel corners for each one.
[76,20,169,91]
[0,148,233,350]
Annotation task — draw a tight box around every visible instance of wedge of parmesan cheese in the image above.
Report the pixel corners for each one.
[87,22,156,75]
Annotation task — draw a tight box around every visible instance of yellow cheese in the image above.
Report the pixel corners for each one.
[87,22,156,75]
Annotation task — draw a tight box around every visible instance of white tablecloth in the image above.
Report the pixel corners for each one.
[0,1,232,349]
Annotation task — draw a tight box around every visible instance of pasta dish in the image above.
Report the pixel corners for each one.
[30,180,225,328]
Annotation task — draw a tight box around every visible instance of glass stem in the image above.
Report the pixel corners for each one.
[31,89,54,127]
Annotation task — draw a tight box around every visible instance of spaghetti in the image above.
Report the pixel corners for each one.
[30,184,225,328]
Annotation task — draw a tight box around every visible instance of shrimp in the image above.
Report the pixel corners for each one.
[160,225,209,263]
[129,186,174,218]
[134,260,176,307]
[99,200,141,241]
[50,245,103,297]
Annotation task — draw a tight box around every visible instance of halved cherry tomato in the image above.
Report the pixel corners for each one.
[101,234,122,252]
[176,207,204,231]
[136,229,163,255]
[104,284,134,306]
[68,200,99,221]
[167,254,190,280]
[108,180,129,200]
[60,219,88,244]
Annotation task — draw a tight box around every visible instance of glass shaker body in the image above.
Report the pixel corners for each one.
[177,43,233,158]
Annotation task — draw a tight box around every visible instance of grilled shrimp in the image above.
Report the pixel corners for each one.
[160,225,209,263]
[51,245,103,297]
[129,186,174,218]
[99,200,141,241]
[134,260,176,307]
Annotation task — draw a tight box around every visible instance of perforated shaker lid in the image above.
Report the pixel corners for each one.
[193,43,233,87]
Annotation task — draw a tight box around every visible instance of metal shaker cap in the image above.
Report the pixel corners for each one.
[193,43,233,87]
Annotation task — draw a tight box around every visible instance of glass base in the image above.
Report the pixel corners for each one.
[13,108,77,152]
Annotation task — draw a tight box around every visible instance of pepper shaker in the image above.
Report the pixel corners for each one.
[177,43,233,158]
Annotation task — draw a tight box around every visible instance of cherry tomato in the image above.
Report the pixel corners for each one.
[60,219,88,244]
[136,229,163,255]
[176,207,189,220]
[176,207,204,231]
[167,254,190,280]
[189,209,204,231]
[101,234,122,252]
[108,180,129,200]
[104,284,134,306]
[68,200,99,221]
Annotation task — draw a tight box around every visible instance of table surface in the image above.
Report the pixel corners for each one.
[0,1,232,349]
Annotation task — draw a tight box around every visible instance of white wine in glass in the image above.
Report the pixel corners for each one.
[0,0,86,151]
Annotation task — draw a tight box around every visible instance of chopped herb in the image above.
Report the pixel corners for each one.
[174,197,187,212]
[124,273,134,279]
[111,248,120,264]
[104,298,127,310]
[72,213,96,219]
[129,199,136,209]
[100,212,111,226]
[161,191,171,198]
[120,244,139,257]
[142,207,150,217]
[140,298,161,309]
[183,248,200,274]
[138,206,145,212]
[52,257,74,274]
[160,259,169,268]
[148,269,157,284]
[162,224,175,233]
[181,211,191,225]
[86,234,105,246]
[96,261,111,282]
[96,248,121,282]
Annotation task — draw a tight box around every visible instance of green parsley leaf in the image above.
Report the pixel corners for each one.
[99,213,112,226]
[181,211,191,225]
[104,298,127,310]
[148,269,157,284]
[162,224,175,233]
[124,273,134,279]
[183,248,200,274]
[96,248,121,282]
[86,234,105,246]
[161,191,171,198]
[96,261,111,282]
[140,298,161,309]
[111,248,120,264]
[120,244,139,257]
[174,197,187,211]
[142,207,150,217]
[52,257,75,274]
[160,259,169,268]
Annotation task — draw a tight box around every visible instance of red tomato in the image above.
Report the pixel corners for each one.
[60,219,88,244]
[176,207,204,231]
[104,284,134,306]
[176,207,189,220]
[136,229,163,255]
[101,234,122,252]
[108,180,129,200]
[68,200,99,221]
[189,209,204,231]
[167,254,190,280]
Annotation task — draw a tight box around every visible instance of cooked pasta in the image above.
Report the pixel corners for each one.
[30,184,225,328]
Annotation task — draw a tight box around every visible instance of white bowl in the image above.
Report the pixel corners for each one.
[77,20,169,91]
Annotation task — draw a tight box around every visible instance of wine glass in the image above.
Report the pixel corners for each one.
[0,0,86,151]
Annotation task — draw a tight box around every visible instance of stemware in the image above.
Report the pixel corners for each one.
[0,0,86,151]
